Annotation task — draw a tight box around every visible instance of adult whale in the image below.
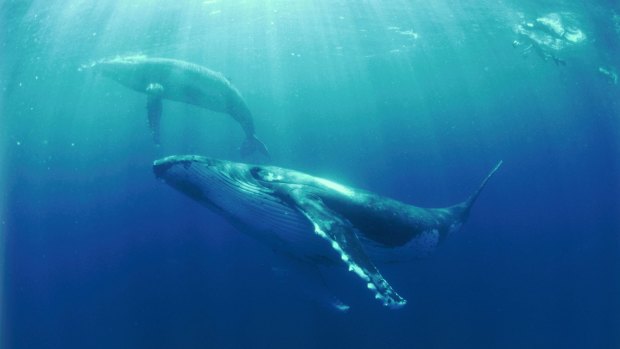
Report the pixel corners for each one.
[153,156,502,308]
[88,55,269,158]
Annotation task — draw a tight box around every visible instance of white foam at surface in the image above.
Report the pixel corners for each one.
[537,14,565,37]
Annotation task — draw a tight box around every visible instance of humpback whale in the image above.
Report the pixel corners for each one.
[153,156,502,308]
[88,55,269,158]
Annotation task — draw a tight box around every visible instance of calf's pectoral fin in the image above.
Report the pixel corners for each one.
[288,188,407,309]
[145,83,164,145]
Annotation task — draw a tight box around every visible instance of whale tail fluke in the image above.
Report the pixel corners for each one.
[241,135,270,159]
[452,161,503,220]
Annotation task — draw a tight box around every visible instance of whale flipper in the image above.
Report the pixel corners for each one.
[146,83,164,145]
[287,188,407,308]
[241,135,271,159]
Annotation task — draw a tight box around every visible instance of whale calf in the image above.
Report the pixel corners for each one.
[88,55,269,158]
[154,156,502,308]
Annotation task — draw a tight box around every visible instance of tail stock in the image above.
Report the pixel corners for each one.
[241,135,271,159]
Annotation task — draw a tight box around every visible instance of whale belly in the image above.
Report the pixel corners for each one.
[163,82,229,112]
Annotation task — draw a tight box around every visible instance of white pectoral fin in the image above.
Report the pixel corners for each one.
[289,189,407,309]
[146,83,164,145]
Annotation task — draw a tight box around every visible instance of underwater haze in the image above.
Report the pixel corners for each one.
[1,0,619,348]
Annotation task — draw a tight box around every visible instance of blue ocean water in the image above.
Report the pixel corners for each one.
[1,0,619,348]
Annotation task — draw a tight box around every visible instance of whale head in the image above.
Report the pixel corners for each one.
[153,155,278,211]
[86,55,151,91]
[154,155,230,203]
[154,155,315,248]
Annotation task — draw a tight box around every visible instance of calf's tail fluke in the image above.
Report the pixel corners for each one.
[241,135,271,159]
